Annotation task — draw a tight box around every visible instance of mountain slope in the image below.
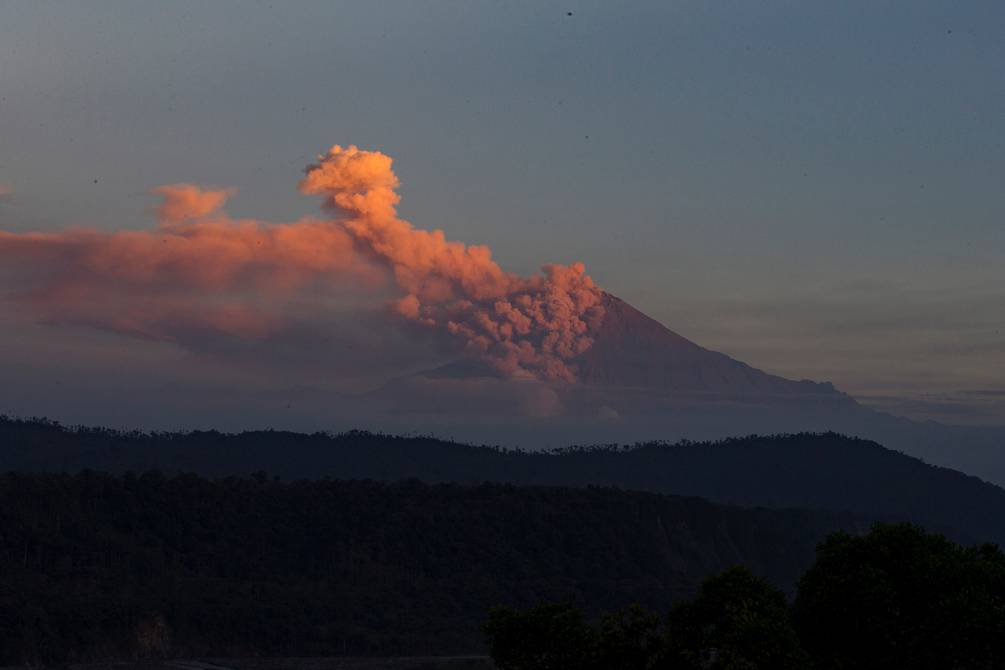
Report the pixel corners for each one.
[2,418,1002,546]
[384,292,1004,485]
[576,293,839,396]
[0,472,860,662]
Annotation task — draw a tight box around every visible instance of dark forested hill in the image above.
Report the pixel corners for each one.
[2,417,1003,545]
[0,472,857,663]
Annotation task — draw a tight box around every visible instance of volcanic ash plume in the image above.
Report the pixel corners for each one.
[299,145,605,381]
[0,185,370,341]
[0,145,604,381]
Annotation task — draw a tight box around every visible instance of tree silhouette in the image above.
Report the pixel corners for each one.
[794,523,1005,670]
[594,604,663,670]
[658,567,809,670]
[483,602,594,670]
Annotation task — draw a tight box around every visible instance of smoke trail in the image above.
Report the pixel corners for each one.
[0,145,604,381]
[0,184,373,341]
[299,145,605,381]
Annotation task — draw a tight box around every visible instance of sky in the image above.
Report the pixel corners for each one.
[1,1,1003,427]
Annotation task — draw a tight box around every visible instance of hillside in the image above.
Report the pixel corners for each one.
[575,293,841,396]
[353,292,1005,488]
[0,472,859,663]
[2,418,1003,545]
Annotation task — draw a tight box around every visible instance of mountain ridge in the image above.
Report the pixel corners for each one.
[2,418,1002,546]
[574,293,842,396]
[416,292,845,398]
[376,292,1004,486]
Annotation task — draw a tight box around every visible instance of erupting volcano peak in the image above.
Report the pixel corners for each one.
[573,293,839,396]
[420,291,842,401]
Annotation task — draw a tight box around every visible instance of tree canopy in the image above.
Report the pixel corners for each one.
[485,525,1005,670]
[795,524,1005,670]
[0,470,844,664]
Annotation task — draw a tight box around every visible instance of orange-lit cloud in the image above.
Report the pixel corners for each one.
[0,188,375,342]
[153,183,234,223]
[0,145,604,381]
[299,145,604,381]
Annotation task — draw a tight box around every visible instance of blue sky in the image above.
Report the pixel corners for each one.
[1,1,1003,423]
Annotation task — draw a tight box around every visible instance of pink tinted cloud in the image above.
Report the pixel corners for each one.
[0,145,605,381]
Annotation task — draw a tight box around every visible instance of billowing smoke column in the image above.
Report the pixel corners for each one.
[300,145,605,381]
[0,145,604,381]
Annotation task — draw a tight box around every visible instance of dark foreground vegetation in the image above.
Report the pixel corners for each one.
[3,417,1005,545]
[485,525,1005,670]
[24,659,494,670]
[0,471,856,665]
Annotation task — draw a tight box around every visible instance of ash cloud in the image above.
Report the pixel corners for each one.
[0,145,605,382]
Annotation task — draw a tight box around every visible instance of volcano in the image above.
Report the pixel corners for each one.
[574,293,838,396]
[363,290,858,447]
[418,292,843,400]
[370,293,1005,489]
